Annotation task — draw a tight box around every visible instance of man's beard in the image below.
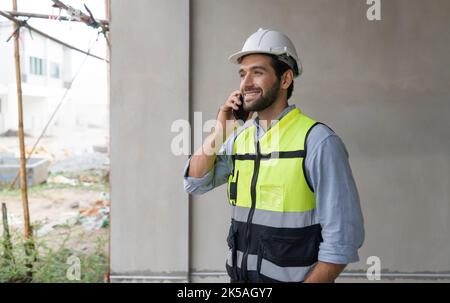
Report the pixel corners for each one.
[244,79,281,112]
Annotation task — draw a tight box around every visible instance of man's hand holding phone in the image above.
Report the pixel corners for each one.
[215,90,252,143]
[217,90,244,122]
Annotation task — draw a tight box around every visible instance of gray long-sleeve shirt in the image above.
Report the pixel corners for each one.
[183,105,364,264]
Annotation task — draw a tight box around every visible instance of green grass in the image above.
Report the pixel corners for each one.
[0,227,109,283]
[1,170,109,282]
[0,171,109,196]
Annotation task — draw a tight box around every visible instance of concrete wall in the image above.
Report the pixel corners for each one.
[110,0,450,282]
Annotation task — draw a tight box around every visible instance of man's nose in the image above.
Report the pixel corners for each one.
[241,73,253,88]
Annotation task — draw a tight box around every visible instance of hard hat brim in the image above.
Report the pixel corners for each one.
[228,50,302,78]
[228,50,286,64]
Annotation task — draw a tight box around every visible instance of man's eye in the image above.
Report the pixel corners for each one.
[255,71,263,75]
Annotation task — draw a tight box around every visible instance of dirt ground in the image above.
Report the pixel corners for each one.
[1,186,109,255]
[1,128,110,257]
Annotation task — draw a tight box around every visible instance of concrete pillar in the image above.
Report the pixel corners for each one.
[110,0,190,282]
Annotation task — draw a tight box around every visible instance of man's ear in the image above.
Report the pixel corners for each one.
[281,69,294,89]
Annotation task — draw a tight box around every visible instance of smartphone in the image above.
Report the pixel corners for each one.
[233,94,250,122]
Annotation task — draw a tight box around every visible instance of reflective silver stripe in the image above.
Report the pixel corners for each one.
[231,205,250,222]
[231,205,318,228]
[226,249,232,266]
[226,250,314,282]
[260,258,314,282]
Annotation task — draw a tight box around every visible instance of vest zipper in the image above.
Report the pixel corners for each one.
[240,141,260,282]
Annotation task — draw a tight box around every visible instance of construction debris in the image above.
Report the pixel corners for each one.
[70,201,80,209]
[79,200,110,231]
[1,129,31,137]
[35,212,80,237]
[49,153,109,174]
[47,175,78,186]
[35,199,110,236]
[1,194,110,237]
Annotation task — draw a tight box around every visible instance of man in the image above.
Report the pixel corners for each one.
[184,28,364,283]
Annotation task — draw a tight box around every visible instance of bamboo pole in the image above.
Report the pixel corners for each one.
[12,0,35,279]
[5,10,108,26]
[1,203,15,265]
[51,0,108,31]
[12,0,32,242]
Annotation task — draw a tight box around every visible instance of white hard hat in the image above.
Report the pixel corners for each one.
[229,28,302,77]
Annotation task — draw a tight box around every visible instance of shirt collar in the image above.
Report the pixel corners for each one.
[253,104,297,132]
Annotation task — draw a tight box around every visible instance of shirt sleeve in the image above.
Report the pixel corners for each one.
[305,126,365,264]
[183,135,235,195]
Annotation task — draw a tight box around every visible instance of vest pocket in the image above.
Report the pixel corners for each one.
[259,184,284,210]
[225,226,239,281]
[256,224,322,282]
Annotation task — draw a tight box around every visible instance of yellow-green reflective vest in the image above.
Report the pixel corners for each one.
[226,108,323,283]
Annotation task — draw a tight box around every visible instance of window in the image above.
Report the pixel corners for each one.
[29,56,46,76]
[50,62,60,78]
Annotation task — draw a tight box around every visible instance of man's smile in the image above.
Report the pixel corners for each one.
[243,89,262,101]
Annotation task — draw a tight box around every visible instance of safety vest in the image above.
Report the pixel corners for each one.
[226,108,323,283]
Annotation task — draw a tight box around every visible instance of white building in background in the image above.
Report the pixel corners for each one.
[0,10,108,138]
[0,19,71,136]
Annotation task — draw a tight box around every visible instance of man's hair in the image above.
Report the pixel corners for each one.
[267,54,295,100]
